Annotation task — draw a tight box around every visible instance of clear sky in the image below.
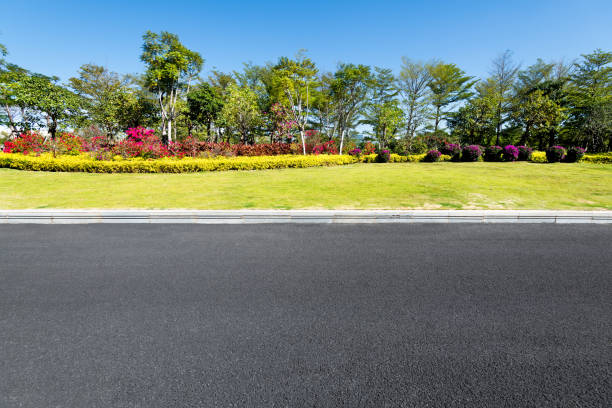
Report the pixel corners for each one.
[1,0,611,82]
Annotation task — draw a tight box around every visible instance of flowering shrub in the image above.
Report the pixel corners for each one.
[376,149,391,163]
[424,150,442,162]
[2,132,46,155]
[440,143,461,161]
[311,140,338,155]
[502,145,519,162]
[517,146,533,161]
[461,145,482,162]
[484,146,503,162]
[564,146,586,163]
[546,146,566,163]
[361,142,377,155]
[348,148,362,157]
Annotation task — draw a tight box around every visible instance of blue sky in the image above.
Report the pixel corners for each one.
[1,0,611,82]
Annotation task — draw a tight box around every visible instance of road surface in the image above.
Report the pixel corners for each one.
[1,224,610,407]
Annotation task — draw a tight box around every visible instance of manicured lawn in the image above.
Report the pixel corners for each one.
[1,162,611,210]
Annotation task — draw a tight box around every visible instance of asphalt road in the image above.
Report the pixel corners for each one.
[1,224,610,407]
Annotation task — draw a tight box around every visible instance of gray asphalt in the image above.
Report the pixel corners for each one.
[0,224,610,407]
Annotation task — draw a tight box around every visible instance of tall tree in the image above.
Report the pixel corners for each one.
[11,74,83,138]
[567,49,612,151]
[186,83,223,139]
[362,67,400,145]
[489,50,520,145]
[331,64,372,154]
[427,62,475,133]
[141,31,203,143]
[69,64,132,139]
[269,54,318,154]
[397,58,431,142]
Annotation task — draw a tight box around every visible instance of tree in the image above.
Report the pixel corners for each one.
[566,49,612,151]
[186,83,223,138]
[489,50,520,145]
[362,67,400,146]
[269,54,318,154]
[69,64,132,139]
[512,90,565,148]
[331,64,372,154]
[427,62,475,133]
[310,73,336,140]
[11,74,83,138]
[397,58,431,142]
[141,31,203,143]
[219,83,262,144]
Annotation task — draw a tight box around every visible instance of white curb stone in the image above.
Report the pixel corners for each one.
[0,210,610,224]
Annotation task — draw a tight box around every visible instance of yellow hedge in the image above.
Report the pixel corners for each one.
[0,153,359,173]
[2,151,609,173]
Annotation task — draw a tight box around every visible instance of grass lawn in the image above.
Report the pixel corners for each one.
[1,162,611,210]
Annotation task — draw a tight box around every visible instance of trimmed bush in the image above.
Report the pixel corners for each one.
[546,146,566,163]
[424,150,442,162]
[376,149,391,163]
[582,153,612,164]
[517,146,533,161]
[484,146,503,162]
[348,148,362,157]
[502,145,519,162]
[461,145,482,162]
[564,147,586,163]
[0,153,359,173]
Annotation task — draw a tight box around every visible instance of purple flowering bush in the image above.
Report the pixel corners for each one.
[424,150,442,162]
[564,146,586,163]
[517,146,533,161]
[461,145,482,161]
[546,145,566,163]
[440,143,461,161]
[484,146,503,162]
[502,145,519,161]
[376,149,391,163]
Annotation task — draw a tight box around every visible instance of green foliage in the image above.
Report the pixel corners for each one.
[219,84,263,143]
[427,62,476,132]
[186,83,223,137]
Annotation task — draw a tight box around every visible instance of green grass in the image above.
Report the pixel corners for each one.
[1,162,611,210]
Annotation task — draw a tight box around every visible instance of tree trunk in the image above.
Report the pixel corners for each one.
[167,121,173,143]
[339,128,345,155]
[300,129,306,155]
[520,123,530,146]
[434,106,441,133]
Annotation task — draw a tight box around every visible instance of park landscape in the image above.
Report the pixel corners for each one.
[1,32,611,211]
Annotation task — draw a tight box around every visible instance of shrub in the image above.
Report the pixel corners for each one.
[502,145,519,162]
[424,150,442,162]
[517,146,533,161]
[376,149,391,163]
[348,148,362,157]
[0,153,359,173]
[483,146,503,162]
[564,146,586,163]
[461,145,482,162]
[581,152,612,163]
[530,151,547,163]
[360,141,377,155]
[2,132,46,154]
[546,145,566,163]
[440,143,461,161]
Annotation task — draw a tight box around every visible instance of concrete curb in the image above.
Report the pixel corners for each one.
[0,210,611,224]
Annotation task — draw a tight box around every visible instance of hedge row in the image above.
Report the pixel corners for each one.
[1,152,609,173]
[0,153,358,173]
